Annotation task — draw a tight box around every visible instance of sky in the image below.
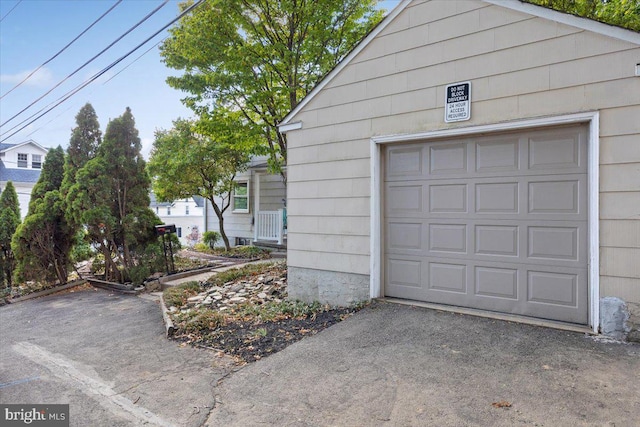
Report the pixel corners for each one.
[0,0,397,158]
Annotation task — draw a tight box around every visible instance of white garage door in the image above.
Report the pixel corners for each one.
[384,125,588,324]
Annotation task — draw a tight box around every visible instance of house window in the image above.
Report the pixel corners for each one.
[167,206,171,216]
[185,205,190,215]
[156,207,159,214]
[177,227,182,238]
[32,154,42,169]
[17,153,28,168]
[233,181,249,213]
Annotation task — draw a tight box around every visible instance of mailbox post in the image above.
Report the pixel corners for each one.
[155,224,177,274]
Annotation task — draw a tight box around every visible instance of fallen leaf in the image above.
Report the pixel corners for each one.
[492,401,512,408]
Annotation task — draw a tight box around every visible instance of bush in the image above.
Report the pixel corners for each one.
[202,231,220,249]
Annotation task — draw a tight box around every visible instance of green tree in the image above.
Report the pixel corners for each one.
[524,0,640,30]
[13,147,73,285]
[160,0,384,178]
[148,117,251,250]
[65,103,102,173]
[67,107,161,283]
[61,103,102,266]
[0,182,21,287]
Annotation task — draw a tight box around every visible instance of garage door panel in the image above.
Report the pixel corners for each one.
[429,142,468,175]
[475,225,519,257]
[528,131,584,171]
[475,266,519,300]
[476,138,521,173]
[384,124,589,325]
[475,182,519,213]
[429,184,468,213]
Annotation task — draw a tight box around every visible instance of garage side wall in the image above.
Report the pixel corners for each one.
[285,0,640,308]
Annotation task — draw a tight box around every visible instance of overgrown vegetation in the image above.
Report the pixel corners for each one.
[165,262,368,363]
[163,281,201,307]
[192,244,270,260]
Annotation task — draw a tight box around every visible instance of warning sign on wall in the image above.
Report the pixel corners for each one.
[445,81,471,123]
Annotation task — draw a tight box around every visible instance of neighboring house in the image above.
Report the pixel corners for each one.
[205,156,287,247]
[150,193,205,246]
[277,0,640,338]
[0,140,49,218]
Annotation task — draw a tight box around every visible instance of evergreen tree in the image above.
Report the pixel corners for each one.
[67,107,160,283]
[13,147,73,285]
[61,103,102,267]
[0,182,21,287]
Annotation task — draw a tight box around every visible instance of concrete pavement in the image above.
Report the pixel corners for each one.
[0,288,235,427]
[207,301,640,426]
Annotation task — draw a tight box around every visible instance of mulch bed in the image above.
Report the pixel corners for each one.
[177,308,359,363]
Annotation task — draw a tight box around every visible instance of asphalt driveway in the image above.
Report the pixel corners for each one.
[0,288,234,427]
[206,301,640,427]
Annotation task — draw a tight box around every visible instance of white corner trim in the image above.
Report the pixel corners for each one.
[587,112,600,333]
[278,0,412,127]
[371,112,600,331]
[370,139,382,298]
[277,121,303,133]
[484,0,640,45]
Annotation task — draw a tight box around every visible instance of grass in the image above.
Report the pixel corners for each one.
[237,300,325,322]
[181,309,226,334]
[163,281,201,308]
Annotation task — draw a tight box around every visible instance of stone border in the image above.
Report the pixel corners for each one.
[7,279,87,304]
[159,293,176,337]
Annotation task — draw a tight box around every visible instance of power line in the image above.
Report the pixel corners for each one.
[0,0,123,100]
[0,0,169,129]
[0,0,22,23]
[0,0,205,143]
[23,37,167,140]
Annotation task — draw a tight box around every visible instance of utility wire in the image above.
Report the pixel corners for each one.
[0,0,169,129]
[0,0,22,23]
[23,37,167,139]
[0,0,205,143]
[0,0,123,100]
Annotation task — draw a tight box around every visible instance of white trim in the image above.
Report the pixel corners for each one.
[371,112,600,332]
[587,112,600,333]
[370,139,382,298]
[485,0,640,45]
[278,0,412,127]
[0,139,49,153]
[277,121,303,133]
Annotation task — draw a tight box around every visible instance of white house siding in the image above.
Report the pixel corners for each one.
[284,0,640,309]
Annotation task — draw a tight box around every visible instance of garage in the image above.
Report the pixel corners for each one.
[384,124,589,324]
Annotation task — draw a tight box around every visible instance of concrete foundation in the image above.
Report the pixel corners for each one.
[287,267,370,306]
[599,297,630,340]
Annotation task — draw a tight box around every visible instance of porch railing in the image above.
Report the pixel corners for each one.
[255,209,285,244]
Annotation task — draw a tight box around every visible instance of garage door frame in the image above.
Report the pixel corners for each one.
[370,111,600,332]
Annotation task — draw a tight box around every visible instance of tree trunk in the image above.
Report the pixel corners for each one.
[209,197,231,251]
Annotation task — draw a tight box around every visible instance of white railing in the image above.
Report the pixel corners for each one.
[255,209,285,244]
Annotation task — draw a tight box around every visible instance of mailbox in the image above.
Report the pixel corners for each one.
[155,224,177,236]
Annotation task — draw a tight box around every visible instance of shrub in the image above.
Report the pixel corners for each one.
[202,231,220,249]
